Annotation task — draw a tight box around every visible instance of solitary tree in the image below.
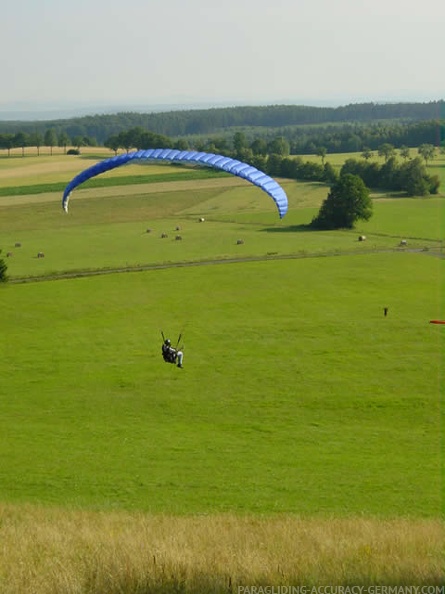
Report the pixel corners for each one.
[311,174,372,229]
[316,146,327,165]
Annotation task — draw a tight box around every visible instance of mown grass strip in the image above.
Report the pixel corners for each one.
[0,168,228,197]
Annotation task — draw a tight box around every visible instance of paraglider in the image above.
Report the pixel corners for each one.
[161,332,183,368]
[62,149,288,218]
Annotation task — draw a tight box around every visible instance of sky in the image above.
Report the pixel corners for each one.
[1,0,444,114]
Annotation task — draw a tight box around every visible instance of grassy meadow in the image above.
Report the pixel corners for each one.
[0,148,444,591]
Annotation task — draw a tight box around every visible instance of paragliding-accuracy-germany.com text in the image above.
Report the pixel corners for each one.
[237,587,445,594]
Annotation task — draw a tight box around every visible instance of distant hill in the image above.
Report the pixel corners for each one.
[0,101,443,142]
[0,101,443,156]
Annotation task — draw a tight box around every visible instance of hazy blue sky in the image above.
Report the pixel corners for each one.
[2,0,443,110]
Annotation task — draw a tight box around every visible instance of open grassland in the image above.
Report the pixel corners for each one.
[0,505,443,593]
[0,151,443,591]
[0,175,443,280]
[0,147,111,183]
[1,254,442,515]
[1,196,443,280]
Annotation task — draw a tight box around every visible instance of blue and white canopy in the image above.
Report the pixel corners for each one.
[62,149,288,218]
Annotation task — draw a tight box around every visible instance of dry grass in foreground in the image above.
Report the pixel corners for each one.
[0,504,443,593]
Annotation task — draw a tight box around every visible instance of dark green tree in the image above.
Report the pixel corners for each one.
[399,145,410,160]
[311,174,372,229]
[418,143,435,165]
[0,250,8,282]
[378,143,396,162]
[361,147,373,160]
[233,132,248,156]
[251,153,268,172]
[72,135,85,151]
[14,131,28,157]
[322,161,338,184]
[250,138,268,155]
[316,146,327,165]
[29,131,43,156]
[379,156,398,189]
[58,131,70,154]
[267,136,290,156]
[173,138,188,150]
[398,157,438,196]
[44,128,58,155]
[0,133,14,156]
[266,153,283,176]
[104,134,121,155]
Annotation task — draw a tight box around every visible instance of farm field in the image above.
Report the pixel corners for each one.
[0,149,444,591]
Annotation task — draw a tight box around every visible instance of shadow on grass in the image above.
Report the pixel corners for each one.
[79,154,113,162]
[260,224,314,234]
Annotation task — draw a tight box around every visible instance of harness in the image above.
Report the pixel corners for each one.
[162,344,177,364]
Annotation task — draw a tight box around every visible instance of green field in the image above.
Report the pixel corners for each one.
[0,150,443,590]
[1,252,443,516]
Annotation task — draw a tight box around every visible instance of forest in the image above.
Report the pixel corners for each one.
[0,101,443,155]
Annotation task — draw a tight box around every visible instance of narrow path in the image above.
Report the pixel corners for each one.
[8,246,443,284]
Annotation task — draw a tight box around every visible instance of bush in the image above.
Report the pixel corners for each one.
[67,148,80,155]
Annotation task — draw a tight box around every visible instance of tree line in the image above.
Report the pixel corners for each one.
[0,122,439,199]
[0,101,443,153]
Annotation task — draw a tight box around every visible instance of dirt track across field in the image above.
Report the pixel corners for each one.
[9,246,443,285]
